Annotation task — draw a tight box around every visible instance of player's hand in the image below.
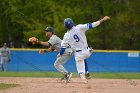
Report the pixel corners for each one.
[102,16,110,21]
[39,50,45,54]
[28,37,38,44]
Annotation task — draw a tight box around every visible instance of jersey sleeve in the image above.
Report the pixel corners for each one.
[76,24,88,33]
[76,23,92,33]
[61,33,70,48]
[76,21,100,33]
[48,37,57,46]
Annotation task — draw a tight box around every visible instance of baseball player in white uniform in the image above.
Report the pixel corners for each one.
[60,16,110,82]
[29,26,72,82]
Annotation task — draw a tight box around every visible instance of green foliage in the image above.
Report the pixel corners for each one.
[0,0,139,49]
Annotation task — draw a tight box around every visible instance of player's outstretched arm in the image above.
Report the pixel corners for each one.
[99,16,110,24]
[91,16,110,28]
[28,37,50,46]
[39,41,50,47]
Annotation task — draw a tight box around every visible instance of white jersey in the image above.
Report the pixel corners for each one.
[61,24,90,51]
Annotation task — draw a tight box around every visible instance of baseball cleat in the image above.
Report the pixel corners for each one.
[80,73,88,83]
[85,73,91,79]
[66,73,73,82]
[61,73,67,80]
[80,73,86,80]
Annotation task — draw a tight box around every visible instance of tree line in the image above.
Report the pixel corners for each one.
[0,0,139,50]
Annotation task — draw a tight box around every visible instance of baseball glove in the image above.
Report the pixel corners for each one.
[28,37,38,44]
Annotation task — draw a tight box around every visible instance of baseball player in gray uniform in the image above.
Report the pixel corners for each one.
[0,43,10,72]
[29,26,72,82]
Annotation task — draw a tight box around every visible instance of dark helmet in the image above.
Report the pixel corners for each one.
[64,18,74,29]
[45,26,54,32]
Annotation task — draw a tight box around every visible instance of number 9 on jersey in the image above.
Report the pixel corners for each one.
[73,34,80,42]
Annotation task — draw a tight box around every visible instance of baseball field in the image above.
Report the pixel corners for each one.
[0,72,140,93]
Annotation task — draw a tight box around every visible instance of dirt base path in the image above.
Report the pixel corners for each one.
[0,77,140,93]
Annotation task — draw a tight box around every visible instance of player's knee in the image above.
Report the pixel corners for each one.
[54,62,59,68]
[54,63,56,67]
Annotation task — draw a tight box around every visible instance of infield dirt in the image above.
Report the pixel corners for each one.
[0,77,140,93]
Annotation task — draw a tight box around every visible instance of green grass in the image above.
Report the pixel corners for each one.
[0,83,18,90]
[0,72,140,79]
[92,72,140,79]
